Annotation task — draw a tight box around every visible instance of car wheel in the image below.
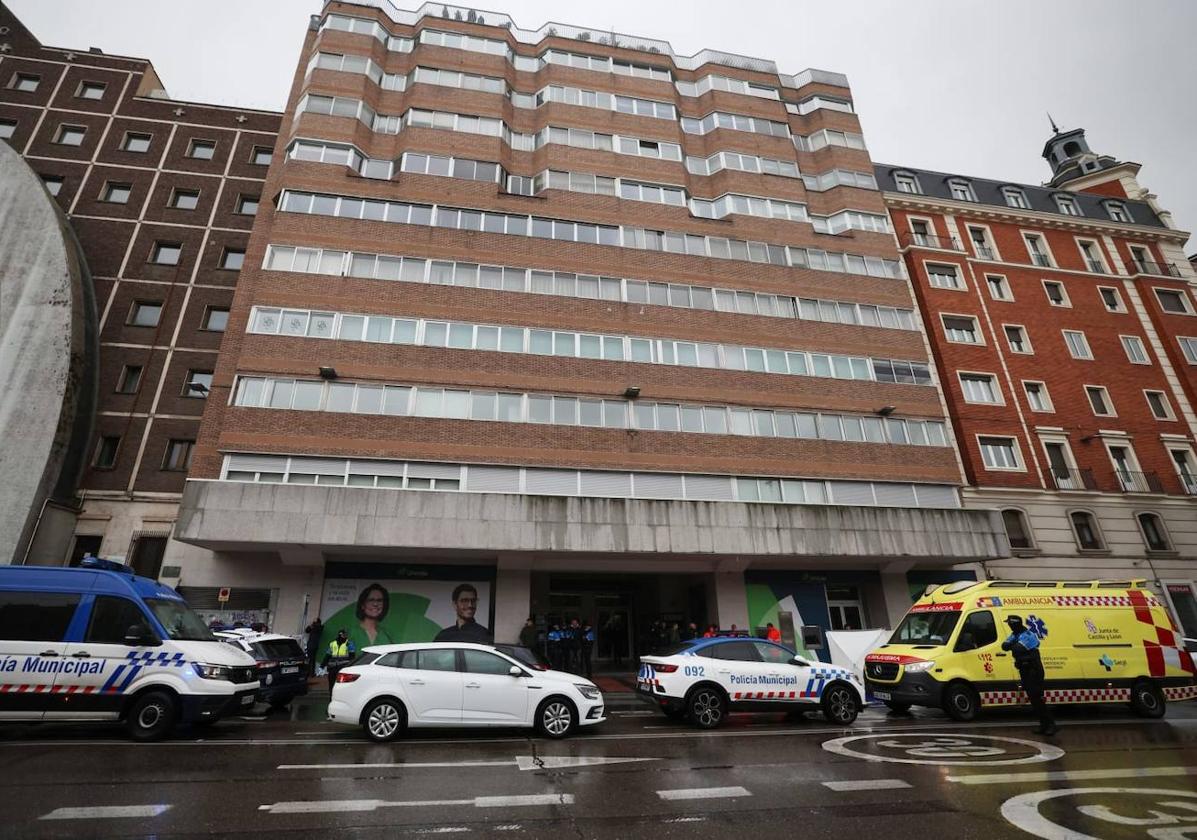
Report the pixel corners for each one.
[943,682,979,722]
[125,691,178,742]
[536,697,577,739]
[821,683,858,725]
[363,698,405,742]
[884,700,913,713]
[686,686,726,729]
[1129,681,1166,719]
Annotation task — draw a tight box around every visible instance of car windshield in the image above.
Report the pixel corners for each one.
[890,610,961,646]
[145,598,217,642]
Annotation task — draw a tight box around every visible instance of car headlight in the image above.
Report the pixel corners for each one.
[903,660,935,674]
[193,663,233,681]
[574,683,601,700]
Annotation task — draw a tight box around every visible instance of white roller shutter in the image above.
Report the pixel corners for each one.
[350,459,406,477]
[465,465,521,493]
[633,472,684,499]
[873,483,918,508]
[684,474,735,501]
[579,470,632,498]
[226,453,288,473]
[915,484,961,509]
[407,462,461,480]
[525,469,579,496]
[828,481,875,506]
[292,457,349,475]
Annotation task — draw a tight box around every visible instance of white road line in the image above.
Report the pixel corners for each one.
[664,816,709,823]
[657,786,752,801]
[279,756,655,771]
[475,794,573,808]
[411,828,471,834]
[515,756,657,770]
[822,779,912,791]
[278,760,513,770]
[40,805,171,820]
[948,765,1197,785]
[261,794,573,814]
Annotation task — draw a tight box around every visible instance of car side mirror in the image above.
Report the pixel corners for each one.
[124,624,161,647]
[790,656,809,666]
[508,665,524,678]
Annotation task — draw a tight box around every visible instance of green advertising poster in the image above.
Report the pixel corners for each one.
[315,563,494,657]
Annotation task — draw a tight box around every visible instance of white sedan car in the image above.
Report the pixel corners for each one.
[328,642,606,741]
[638,637,864,727]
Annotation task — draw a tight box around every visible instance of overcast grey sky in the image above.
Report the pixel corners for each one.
[11,0,1197,244]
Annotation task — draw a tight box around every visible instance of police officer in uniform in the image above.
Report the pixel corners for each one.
[1001,615,1057,736]
[580,621,595,678]
[546,624,563,671]
[322,629,356,693]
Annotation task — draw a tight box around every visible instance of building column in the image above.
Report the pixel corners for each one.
[494,554,532,643]
[879,562,916,628]
[712,557,749,630]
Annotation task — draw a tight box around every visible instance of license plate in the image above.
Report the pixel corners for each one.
[240,694,254,705]
[281,666,299,674]
[872,690,892,701]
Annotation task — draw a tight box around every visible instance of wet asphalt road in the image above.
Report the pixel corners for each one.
[0,693,1195,839]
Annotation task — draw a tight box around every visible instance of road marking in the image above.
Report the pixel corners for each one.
[822,779,912,791]
[657,786,751,801]
[949,765,1197,785]
[822,733,1065,766]
[664,816,708,823]
[515,756,657,770]
[279,756,655,771]
[1001,787,1197,840]
[40,805,171,820]
[411,829,470,835]
[261,794,573,814]
[279,760,513,770]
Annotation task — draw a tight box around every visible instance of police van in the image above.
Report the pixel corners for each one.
[0,559,259,740]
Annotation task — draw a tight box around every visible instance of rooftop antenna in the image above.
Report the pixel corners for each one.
[1047,112,1060,134]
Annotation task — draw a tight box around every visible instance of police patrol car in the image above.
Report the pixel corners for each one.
[638,637,864,727]
[0,559,258,740]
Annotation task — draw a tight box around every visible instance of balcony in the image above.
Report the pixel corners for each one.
[972,245,996,260]
[1030,253,1052,268]
[900,232,963,251]
[1050,467,1097,491]
[1180,474,1197,496]
[1115,470,1165,494]
[1132,259,1182,278]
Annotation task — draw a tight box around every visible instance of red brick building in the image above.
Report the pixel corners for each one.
[169,1,1003,650]
[879,127,1197,639]
[0,1,279,610]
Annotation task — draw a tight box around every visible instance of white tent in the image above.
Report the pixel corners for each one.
[826,629,890,685]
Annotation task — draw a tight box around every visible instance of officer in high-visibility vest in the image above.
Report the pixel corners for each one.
[322,629,356,693]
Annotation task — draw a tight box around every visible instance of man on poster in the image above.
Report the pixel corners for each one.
[434,583,492,642]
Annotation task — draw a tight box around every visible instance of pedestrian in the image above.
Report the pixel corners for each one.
[581,621,594,678]
[519,616,538,651]
[766,622,781,643]
[1002,615,1057,736]
[547,624,563,671]
[702,624,716,638]
[566,618,582,674]
[322,629,356,693]
[682,622,697,642]
[669,622,680,645]
[304,616,323,673]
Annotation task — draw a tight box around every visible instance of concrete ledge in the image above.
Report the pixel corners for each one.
[176,480,1009,562]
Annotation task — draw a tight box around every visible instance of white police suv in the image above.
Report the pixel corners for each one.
[327,642,606,742]
[638,637,864,727]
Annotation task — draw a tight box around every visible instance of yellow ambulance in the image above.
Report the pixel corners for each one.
[864,579,1197,721]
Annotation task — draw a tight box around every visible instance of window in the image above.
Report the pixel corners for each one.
[1099,287,1124,312]
[55,124,86,146]
[1076,240,1105,273]
[1001,510,1034,550]
[86,596,152,644]
[927,263,962,289]
[163,439,194,471]
[986,275,1011,301]
[1105,202,1130,222]
[94,435,120,468]
[1121,335,1150,364]
[1171,448,1197,493]
[0,591,81,642]
[1064,330,1092,360]
[1145,390,1174,420]
[0,118,17,140]
[170,189,199,210]
[1023,381,1052,412]
[416,649,457,671]
[42,175,64,196]
[236,195,259,215]
[187,139,216,160]
[1155,289,1193,314]
[10,73,40,92]
[122,132,152,153]
[76,81,106,100]
[960,373,1000,404]
[1070,511,1104,550]
[102,182,131,204]
[203,307,229,332]
[948,179,976,202]
[909,219,932,246]
[1179,337,1197,364]
[942,315,980,343]
[151,242,181,265]
[1137,513,1172,552]
[462,649,514,675]
[1003,187,1029,209]
[894,172,921,194]
[1043,280,1069,306]
[184,370,213,398]
[1085,385,1114,416]
[221,248,246,270]
[967,226,994,259]
[116,364,143,394]
[128,535,166,579]
[1004,325,1031,353]
[128,301,162,327]
[1055,195,1081,216]
[1024,233,1052,267]
[954,610,997,651]
[979,436,1021,470]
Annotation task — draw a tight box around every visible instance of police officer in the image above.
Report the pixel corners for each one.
[547,624,563,671]
[1002,615,1057,736]
[581,621,595,678]
[565,618,582,674]
[322,629,356,693]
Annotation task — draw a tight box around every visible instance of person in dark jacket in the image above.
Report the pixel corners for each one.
[304,617,323,673]
[518,617,538,652]
[580,621,594,678]
[1001,615,1057,736]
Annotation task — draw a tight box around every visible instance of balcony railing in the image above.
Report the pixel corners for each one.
[900,232,963,251]
[1178,473,1197,496]
[972,245,996,260]
[1050,467,1097,491]
[1132,259,1182,278]
[1030,252,1053,268]
[1115,470,1165,494]
[1085,259,1106,274]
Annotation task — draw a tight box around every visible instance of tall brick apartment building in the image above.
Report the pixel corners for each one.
[0,3,280,599]
[169,0,1005,652]
[880,129,1197,640]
